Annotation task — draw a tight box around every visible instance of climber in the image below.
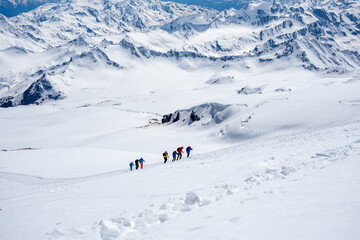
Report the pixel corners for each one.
[172,150,177,161]
[135,159,140,170]
[139,157,145,169]
[186,146,193,158]
[163,151,169,163]
[177,146,184,160]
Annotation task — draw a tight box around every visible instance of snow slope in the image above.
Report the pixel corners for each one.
[1,113,359,240]
[0,57,360,240]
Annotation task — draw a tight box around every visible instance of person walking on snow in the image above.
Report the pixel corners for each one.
[129,161,134,171]
[139,157,145,169]
[186,146,193,158]
[135,159,140,170]
[177,147,184,160]
[172,151,177,161]
[163,151,169,163]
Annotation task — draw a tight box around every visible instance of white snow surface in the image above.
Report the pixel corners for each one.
[0,0,360,240]
[0,60,360,240]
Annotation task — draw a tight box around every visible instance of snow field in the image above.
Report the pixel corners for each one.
[1,115,359,240]
[41,120,360,240]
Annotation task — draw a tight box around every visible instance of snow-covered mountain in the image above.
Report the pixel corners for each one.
[0,0,359,108]
[126,0,360,74]
[0,0,212,50]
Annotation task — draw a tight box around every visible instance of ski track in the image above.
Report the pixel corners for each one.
[8,120,354,240]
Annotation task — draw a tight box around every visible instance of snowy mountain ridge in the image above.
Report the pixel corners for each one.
[0,0,359,108]
[0,0,213,50]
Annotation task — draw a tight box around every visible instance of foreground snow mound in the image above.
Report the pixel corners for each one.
[161,103,247,126]
[48,191,205,240]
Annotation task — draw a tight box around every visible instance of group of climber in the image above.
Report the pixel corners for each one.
[129,146,193,171]
[129,157,145,171]
[163,146,193,163]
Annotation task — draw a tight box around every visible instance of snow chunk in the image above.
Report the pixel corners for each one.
[185,192,200,205]
[158,214,168,223]
[99,220,120,240]
[280,166,296,176]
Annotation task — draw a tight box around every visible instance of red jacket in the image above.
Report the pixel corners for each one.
[177,147,183,154]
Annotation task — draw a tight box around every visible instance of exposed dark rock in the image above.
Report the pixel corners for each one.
[120,39,141,58]
[161,103,235,126]
[190,111,200,122]
[308,21,325,37]
[21,74,63,106]
[346,13,359,23]
[162,113,173,123]
[173,112,180,122]
[0,96,14,108]
[259,58,273,63]
[313,9,330,22]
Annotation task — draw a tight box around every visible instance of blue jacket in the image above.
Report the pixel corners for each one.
[186,147,192,153]
[139,158,145,164]
[130,162,134,167]
[172,151,177,157]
